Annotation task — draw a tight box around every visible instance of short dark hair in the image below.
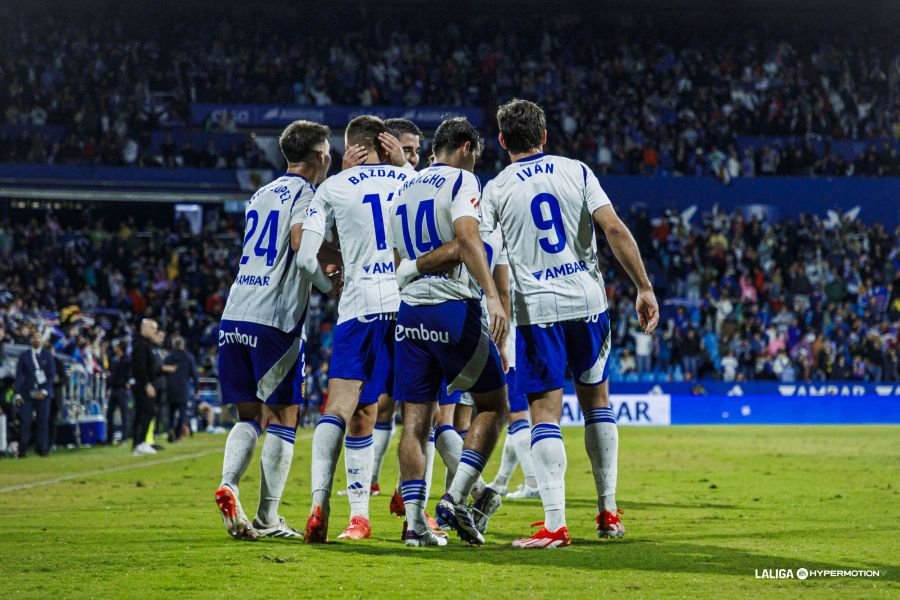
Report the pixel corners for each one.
[496,99,546,154]
[432,117,483,156]
[345,115,387,150]
[279,120,330,163]
[384,118,423,139]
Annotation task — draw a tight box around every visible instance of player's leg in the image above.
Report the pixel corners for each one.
[215,324,265,540]
[253,402,302,538]
[371,393,396,493]
[577,380,623,538]
[454,403,472,441]
[307,316,380,542]
[306,377,362,542]
[216,401,263,540]
[436,299,508,544]
[512,323,571,549]
[502,368,539,499]
[434,394,463,495]
[567,312,623,538]
[393,302,446,547]
[337,400,376,540]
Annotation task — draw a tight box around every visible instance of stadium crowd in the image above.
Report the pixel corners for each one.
[1,205,897,390]
[1,10,899,176]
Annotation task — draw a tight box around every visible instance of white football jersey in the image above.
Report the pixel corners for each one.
[304,164,412,324]
[482,227,516,367]
[482,153,612,325]
[389,163,483,306]
[222,173,314,333]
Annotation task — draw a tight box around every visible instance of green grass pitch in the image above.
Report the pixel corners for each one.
[1,426,897,599]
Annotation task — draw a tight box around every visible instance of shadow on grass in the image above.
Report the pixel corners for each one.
[308,538,899,582]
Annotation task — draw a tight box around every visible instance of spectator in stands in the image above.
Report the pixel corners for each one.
[14,328,56,458]
[164,335,199,442]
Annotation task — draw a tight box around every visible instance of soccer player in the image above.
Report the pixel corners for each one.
[214,119,333,540]
[368,119,423,496]
[297,115,411,542]
[397,228,507,534]
[388,117,509,547]
[482,99,659,548]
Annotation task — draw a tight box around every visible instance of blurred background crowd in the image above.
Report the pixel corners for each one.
[1,6,899,177]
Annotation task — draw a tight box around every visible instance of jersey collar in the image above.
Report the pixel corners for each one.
[514,152,545,163]
[282,172,316,191]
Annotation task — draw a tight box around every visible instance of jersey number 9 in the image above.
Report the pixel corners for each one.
[531,193,566,254]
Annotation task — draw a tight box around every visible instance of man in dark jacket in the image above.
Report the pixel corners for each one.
[165,336,198,442]
[105,340,131,444]
[14,328,56,457]
[131,318,160,456]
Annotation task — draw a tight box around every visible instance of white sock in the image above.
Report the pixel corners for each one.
[494,420,526,487]
[220,420,262,491]
[424,429,436,505]
[435,424,463,493]
[371,420,393,486]
[584,408,618,512]
[448,449,486,504]
[344,434,374,519]
[400,479,427,533]
[256,424,295,526]
[510,420,538,488]
[531,423,567,531]
[310,414,346,510]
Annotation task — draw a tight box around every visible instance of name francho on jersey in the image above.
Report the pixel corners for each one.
[304,164,412,323]
[221,173,315,334]
[389,164,484,306]
[482,153,613,325]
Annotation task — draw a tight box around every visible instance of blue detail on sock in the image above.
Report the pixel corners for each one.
[459,448,487,472]
[584,407,617,425]
[400,479,427,502]
[374,420,394,431]
[318,414,346,431]
[434,424,456,439]
[267,423,296,444]
[508,419,530,435]
[345,434,374,449]
[428,428,435,443]
[530,422,563,447]
[457,429,468,440]
[240,419,263,437]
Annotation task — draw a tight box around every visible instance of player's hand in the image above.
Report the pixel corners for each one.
[327,269,344,299]
[636,288,659,334]
[396,258,419,290]
[499,344,509,374]
[146,383,157,399]
[342,145,367,170]
[378,132,406,167]
[485,295,509,350]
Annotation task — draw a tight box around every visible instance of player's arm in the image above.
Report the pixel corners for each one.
[494,262,511,318]
[293,189,335,293]
[592,204,659,333]
[455,216,508,347]
[395,240,461,289]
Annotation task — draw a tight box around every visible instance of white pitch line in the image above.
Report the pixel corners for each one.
[0,431,314,494]
[0,450,219,493]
